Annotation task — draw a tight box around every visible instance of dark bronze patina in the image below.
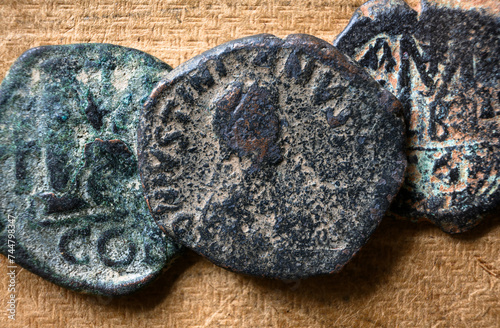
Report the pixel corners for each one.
[138,34,407,279]
[213,82,282,172]
[335,0,500,233]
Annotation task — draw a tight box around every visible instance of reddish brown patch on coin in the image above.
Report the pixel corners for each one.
[214,82,282,170]
[335,0,500,233]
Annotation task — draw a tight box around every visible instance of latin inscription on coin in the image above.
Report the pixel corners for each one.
[0,44,181,295]
[334,0,500,233]
[138,34,407,279]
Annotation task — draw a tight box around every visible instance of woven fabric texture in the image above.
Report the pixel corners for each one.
[0,1,499,327]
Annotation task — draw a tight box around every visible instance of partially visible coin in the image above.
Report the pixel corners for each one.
[0,44,181,296]
[334,0,500,233]
[138,34,407,279]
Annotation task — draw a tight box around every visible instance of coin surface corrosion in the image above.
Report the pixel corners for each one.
[335,0,500,233]
[0,44,180,295]
[138,34,407,279]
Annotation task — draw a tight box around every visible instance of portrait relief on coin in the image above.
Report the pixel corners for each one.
[334,0,500,233]
[138,34,407,279]
[0,44,181,296]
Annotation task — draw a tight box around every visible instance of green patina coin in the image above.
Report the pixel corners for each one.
[0,44,181,296]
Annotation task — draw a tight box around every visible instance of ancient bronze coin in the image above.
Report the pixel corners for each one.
[138,34,407,279]
[0,44,181,296]
[334,0,500,233]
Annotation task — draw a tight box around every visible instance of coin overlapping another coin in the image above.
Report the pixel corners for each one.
[137,34,407,279]
[0,44,181,296]
[0,0,497,295]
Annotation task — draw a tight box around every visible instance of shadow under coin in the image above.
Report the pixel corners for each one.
[450,211,500,242]
[75,249,200,311]
[243,217,431,304]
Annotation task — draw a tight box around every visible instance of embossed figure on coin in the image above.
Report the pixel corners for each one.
[138,34,407,279]
[213,82,282,172]
[0,44,180,295]
[335,0,500,233]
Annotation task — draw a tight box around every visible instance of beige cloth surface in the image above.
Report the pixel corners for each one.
[0,0,499,327]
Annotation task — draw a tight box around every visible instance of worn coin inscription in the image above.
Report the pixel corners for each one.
[0,44,180,295]
[335,0,500,233]
[138,34,406,279]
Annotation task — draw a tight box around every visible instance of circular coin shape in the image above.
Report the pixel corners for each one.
[334,0,500,233]
[138,34,407,279]
[0,44,181,296]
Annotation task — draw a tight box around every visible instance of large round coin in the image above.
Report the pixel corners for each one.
[334,0,500,233]
[138,34,407,279]
[0,44,181,295]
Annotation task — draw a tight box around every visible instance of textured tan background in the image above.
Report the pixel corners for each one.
[0,0,499,327]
